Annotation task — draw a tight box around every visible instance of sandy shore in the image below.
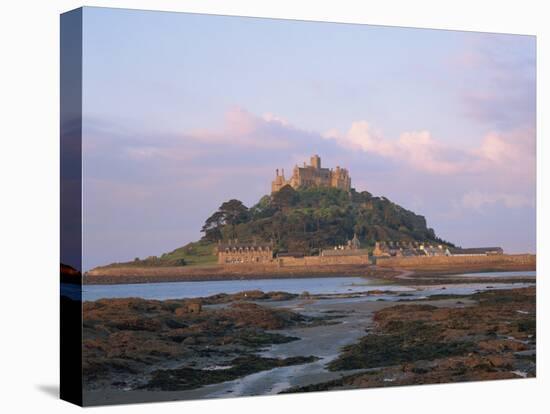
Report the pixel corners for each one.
[83,260,535,285]
[84,264,398,285]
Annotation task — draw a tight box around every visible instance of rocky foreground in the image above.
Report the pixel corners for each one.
[82,291,325,392]
[286,286,536,392]
[80,284,535,403]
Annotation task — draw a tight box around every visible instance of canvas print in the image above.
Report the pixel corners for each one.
[60,7,536,406]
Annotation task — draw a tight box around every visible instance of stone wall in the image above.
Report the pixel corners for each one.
[277,254,370,267]
[321,248,370,257]
[375,254,535,268]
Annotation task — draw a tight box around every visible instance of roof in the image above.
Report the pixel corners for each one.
[217,241,273,250]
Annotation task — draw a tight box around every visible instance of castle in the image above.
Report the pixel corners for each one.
[271,155,351,194]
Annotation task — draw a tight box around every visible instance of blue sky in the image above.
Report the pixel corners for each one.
[81,7,536,270]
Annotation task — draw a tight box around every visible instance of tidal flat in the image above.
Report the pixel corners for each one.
[80,272,536,406]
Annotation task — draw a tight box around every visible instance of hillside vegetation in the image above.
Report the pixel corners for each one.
[201,185,450,256]
[96,185,452,269]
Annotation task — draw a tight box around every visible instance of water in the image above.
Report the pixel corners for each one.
[450,270,535,278]
[411,282,534,298]
[80,277,404,301]
[78,270,536,302]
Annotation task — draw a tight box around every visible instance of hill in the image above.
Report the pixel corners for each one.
[201,185,451,254]
[96,185,452,270]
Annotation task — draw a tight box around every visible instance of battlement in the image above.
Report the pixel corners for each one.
[271,155,352,193]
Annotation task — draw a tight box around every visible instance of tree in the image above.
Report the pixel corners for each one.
[272,185,299,210]
[201,211,224,241]
[200,187,447,253]
[201,199,249,241]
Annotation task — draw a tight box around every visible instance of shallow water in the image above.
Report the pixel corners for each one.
[77,270,535,301]
[80,276,396,301]
[449,270,535,279]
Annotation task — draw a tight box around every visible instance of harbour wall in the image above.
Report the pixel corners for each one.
[375,254,536,268]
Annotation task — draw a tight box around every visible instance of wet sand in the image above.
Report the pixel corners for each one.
[84,264,397,285]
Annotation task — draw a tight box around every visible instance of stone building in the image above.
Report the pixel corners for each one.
[271,155,351,193]
[373,241,447,258]
[321,234,369,257]
[216,239,274,264]
[372,241,504,258]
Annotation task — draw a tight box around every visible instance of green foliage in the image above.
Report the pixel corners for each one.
[100,241,215,269]
[271,185,299,209]
[199,187,450,256]
[159,240,217,266]
[201,199,250,241]
[101,186,452,270]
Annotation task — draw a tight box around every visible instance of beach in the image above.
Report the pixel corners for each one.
[79,269,536,406]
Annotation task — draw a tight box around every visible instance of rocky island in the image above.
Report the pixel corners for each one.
[86,156,534,284]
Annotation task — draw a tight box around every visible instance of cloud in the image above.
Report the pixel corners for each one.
[323,120,535,179]
[477,127,535,162]
[324,122,465,174]
[82,103,536,269]
[185,107,293,150]
[92,105,533,185]
[454,35,535,130]
[262,112,290,126]
[461,191,534,210]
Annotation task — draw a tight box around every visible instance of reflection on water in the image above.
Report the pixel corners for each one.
[77,270,536,302]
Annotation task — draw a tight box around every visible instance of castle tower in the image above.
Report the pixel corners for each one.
[310,154,321,169]
[271,168,289,193]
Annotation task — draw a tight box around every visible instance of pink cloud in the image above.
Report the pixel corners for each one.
[261,112,290,126]
[324,120,535,179]
[324,122,465,174]
[477,127,535,163]
[186,107,292,150]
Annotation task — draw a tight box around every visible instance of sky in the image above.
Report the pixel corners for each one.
[81,7,536,271]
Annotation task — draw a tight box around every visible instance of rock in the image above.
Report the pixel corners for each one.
[187,302,202,314]
[174,301,202,315]
[478,339,527,353]
[401,363,414,372]
[82,293,308,389]
[182,336,197,345]
[486,354,514,368]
